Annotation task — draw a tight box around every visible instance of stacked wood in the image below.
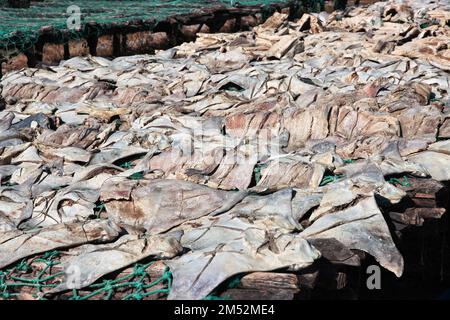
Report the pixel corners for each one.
[388,177,448,231]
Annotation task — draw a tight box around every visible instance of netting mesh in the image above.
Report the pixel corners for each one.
[0,249,243,300]
[0,0,316,54]
[0,251,63,299]
[0,250,174,300]
[70,262,173,300]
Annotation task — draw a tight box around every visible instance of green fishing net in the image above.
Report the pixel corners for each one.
[0,249,245,300]
[0,250,173,300]
[0,1,326,56]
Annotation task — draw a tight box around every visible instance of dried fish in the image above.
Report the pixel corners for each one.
[101,178,248,234]
[0,0,449,300]
[0,220,120,269]
[167,214,320,300]
[301,196,404,277]
[51,233,183,293]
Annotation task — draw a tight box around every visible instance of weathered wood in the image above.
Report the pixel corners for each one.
[387,178,448,229]
[239,272,300,290]
[405,177,448,208]
[69,40,89,58]
[219,272,301,300]
[390,210,424,226]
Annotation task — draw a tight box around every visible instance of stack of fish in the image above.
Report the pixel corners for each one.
[0,0,449,299]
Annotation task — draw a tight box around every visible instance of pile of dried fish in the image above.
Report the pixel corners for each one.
[0,0,449,300]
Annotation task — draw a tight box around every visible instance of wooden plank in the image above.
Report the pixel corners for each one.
[239,272,300,290]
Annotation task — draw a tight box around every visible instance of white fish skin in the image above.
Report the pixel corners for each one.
[301,196,404,277]
[0,220,121,269]
[167,215,320,300]
[50,233,183,293]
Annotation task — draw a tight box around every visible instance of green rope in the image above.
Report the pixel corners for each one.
[129,171,144,180]
[93,202,106,215]
[0,249,173,300]
[0,250,63,299]
[202,274,242,300]
[69,263,173,300]
[319,173,344,186]
[119,161,133,169]
[253,163,268,184]
[226,274,242,289]
[387,176,410,187]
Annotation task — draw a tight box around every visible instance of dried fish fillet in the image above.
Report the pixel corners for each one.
[0,0,449,300]
[101,179,247,234]
[167,214,320,300]
[301,196,404,277]
[0,220,120,269]
[51,233,183,293]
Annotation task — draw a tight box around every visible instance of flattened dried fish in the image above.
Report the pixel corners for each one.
[301,196,404,277]
[167,214,320,300]
[0,0,449,300]
[51,233,182,293]
[101,179,247,234]
[0,220,120,269]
